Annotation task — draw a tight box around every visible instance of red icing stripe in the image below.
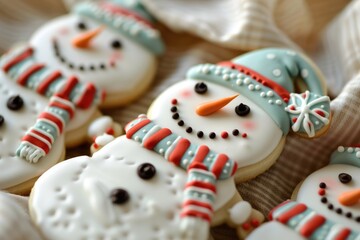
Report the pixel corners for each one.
[218,62,291,102]
[55,76,78,100]
[300,215,326,237]
[143,128,172,150]
[183,200,213,211]
[49,99,75,119]
[37,71,62,95]
[31,129,53,144]
[22,134,50,154]
[185,180,216,193]
[192,145,209,164]
[100,2,154,28]
[268,200,292,220]
[277,203,307,223]
[335,228,351,240]
[180,209,211,222]
[38,112,64,133]
[2,48,33,72]
[231,161,238,176]
[17,64,44,85]
[126,119,151,139]
[168,138,190,166]
[211,154,229,179]
[76,83,96,109]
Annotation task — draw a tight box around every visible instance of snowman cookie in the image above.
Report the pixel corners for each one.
[29,135,239,240]
[0,0,163,194]
[30,0,164,107]
[147,48,331,182]
[248,145,360,240]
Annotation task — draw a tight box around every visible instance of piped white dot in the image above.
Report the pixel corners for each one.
[266,53,276,59]
[273,69,281,77]
[223,74,230,81]
[301,69,309,78]
[275,100,282,105]
[268,100,274,104]
[260,92,266,97]
[244,78,251,85]
[338,146,345,152]
[356,152,360,158]
[255,85,261,90]
[347,147,354,153]
[236,79,242,86]
[214,70,221,75]
[267,91,274,97]
[315,121,320,125]
[167,141,172,146]
[287,50,296,56]
[248,84,255,91]
[159,148,164,154]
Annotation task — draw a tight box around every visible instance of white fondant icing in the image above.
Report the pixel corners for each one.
[31,136,236,239]
[88,116,114,138]
[148,79,283,168]
[95,134,115,146]
[30,14,157,96]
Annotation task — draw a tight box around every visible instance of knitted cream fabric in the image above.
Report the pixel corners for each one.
[0,192,43,240]
[0,0,358,239]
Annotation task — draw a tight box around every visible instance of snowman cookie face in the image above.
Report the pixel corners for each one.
[30,14,157,100]
[0,71,64,190]
[296,164,360,231]
[148,79,283,168]
[30,136,236,239]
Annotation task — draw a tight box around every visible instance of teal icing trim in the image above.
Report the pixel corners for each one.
[179,144,198,169]
[188,171,216,185]
[232,48,326,95]
[73,2,164,55]
[187,64,290,134]
[110,0,156,22]
[153,134,178,155]
[185,188,215,203]
[49,106,71,123]
[34,121,58,140]
[330,147,360,168]
[26,67,47,90]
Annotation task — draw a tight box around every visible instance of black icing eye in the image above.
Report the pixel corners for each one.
[110,188,130,204]
[194,82,208,94]
[235,103,250,116]
[0,115,4,126]
[137,163,156,180]
[7,95,24,111]
[338,173,352,184]
[111,40,122,49]
[77,22,87,31]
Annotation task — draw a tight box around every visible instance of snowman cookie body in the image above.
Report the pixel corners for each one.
[248,146,360,240]
[29,136,236,240]
[0,0,163,193]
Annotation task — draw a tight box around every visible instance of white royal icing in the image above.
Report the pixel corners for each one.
[30,136,236,240]
[228,201,252,224]
[148,79,283,168]
[87,116,114,138]
[30,14,157,97]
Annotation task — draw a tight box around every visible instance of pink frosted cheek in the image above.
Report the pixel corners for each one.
[242,120,256,131]
[320,178,338,190]
[58,27,70,36]
[109,52,122,67]
[179,88,192,99]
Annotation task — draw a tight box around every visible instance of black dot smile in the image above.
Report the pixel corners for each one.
[170,98,247,140]
[53,39,114,72]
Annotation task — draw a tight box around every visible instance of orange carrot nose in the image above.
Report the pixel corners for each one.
[338,189,360,206]
[72,26,104,48]
[196,94,239,116]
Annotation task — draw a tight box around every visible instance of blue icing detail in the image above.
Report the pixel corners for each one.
[34,121,57,140]
[133,122,156,141]
[26,68,47,90]
[232,48,325,95]
[287,208,312,229]
[8,58,33,79]
[187,64,290,134]
[188,171,216,185]
[330,147,360,168]
[73,1,164,55]
[179,144,198,169]
[185,187,215,202]
[153,134,178,155]
[309,220,332,240]
[273,201,298,219]
[49,106,71,123]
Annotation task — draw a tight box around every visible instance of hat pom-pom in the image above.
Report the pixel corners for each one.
[285,91,331,138]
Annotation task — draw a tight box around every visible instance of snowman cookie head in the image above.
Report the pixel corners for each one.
[295,146,360,231]
[29,136,218,240]
[148,48,331,176]
[29,0,164,106]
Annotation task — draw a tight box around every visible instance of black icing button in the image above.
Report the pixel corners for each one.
[111,40,122,49]
[7,95,24,111]
[338,173,352,184]
[0,115,4,126]
[137,163,156,180]
[110,188,130,204]
[235,103,250,116]
[194,82,208,94]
